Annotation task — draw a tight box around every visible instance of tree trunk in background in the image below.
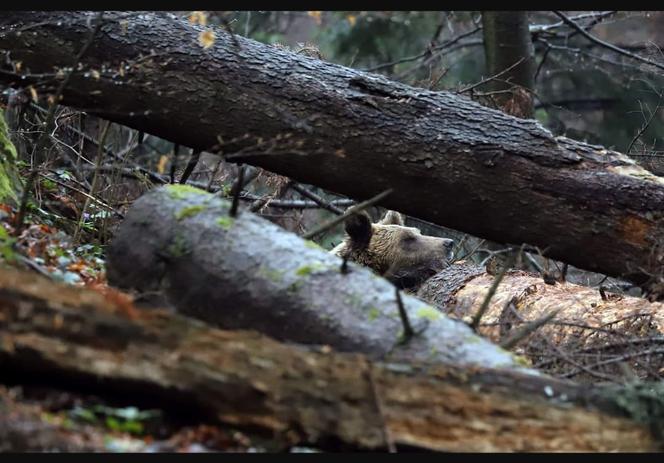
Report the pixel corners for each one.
[0,265,659,451]
[1,12,664,297]
[482,11,536,118]
[481,12,537,270]
[417,263,664,382]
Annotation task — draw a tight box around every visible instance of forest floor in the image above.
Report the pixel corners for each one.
[0,186,318,452]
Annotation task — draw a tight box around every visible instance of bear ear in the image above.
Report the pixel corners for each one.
[344,210,373,248]
[379,210,405,226]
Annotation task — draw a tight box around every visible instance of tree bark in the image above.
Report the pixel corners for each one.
[417,263,664,382]
[1,12,663,296]
[0,265,660,451]
[106,185,526,372]
[481,11,536,118]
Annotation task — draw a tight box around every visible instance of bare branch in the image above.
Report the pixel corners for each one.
[302,189,393,240]
[552,11,664,71]
[457,58,526,94]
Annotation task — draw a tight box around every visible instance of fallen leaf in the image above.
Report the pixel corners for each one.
[307,11,322,25]
[189,11,208,26]
[156,155,169,174]
[198,30,216,49]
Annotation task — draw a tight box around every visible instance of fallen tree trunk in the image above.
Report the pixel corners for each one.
[1,12,663,295]
[0,266,662,451]
[417,264,664,382]
[106,185,525,371]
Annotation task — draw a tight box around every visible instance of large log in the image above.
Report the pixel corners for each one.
[0,265,661,451]
[418,264,664,381]
[1,12,663,294]
[106,184,525,371]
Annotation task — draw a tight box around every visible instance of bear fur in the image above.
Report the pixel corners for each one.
[331,209,454,289]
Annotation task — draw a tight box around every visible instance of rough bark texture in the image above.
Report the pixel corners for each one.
[0,265,661,451]
[481,11,536,118]
[1,12,664,295]
[418,263,664,381]
[106,185,526,372]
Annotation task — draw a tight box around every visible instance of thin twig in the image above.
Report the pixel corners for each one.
[499,309,560,350]
[457,57,525,94]
[179,150,201,184]
[221,17,241,49]
[524,252,545,274]
[560,263,569,282]
[249,179,293,213]
[363,26,481,73]
[290,183,345,215]
[229,164,245,217]
[529,11,616,34]
[470,246,522,332]
[627,98,662,154]
[561,348,664,379]
[302,189,393,240]
[552,11,664,71]
[340,255,349,274]
[453,239,486,263]
[534,44,551,81]
[395,287,414,343]
[239,193,354,210]
[39,172,121,217]
[170,144,180,184]
[73,120,111,244]
[205,157,224,192]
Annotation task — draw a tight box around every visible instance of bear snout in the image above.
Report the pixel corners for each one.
[442,238,454,259]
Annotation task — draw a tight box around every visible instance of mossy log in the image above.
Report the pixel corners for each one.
[1,12,664,296]
[0,109,22,204]
[0,265,661,451]
[106,185,525,371]
[418,263,664,381]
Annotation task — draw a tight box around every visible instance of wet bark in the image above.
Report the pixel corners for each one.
[1,12,664,296]
[418,263,664,381]
[0,266,659,451]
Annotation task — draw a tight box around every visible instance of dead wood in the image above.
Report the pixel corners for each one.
[418,263,664,381]
[0,265,661,451]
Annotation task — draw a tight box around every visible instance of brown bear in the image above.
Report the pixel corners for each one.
[331,209,454,290]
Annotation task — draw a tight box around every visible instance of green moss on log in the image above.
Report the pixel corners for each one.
[295,262,327,276]
[0,110,21,204]
[216,216,234,230]
[416,305,441,321]
[304,240,324,250]
[166,184,208,200]
[176,204,207,221]
[167,233,190,258]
